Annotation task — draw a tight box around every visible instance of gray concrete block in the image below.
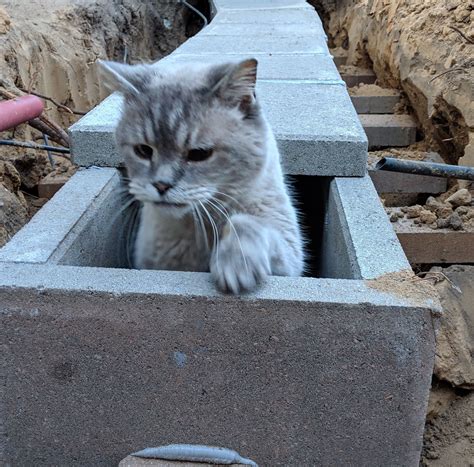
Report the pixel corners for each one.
[0,166,438,465]
[322,176,411,280]
[201,21,324,38]
[351,94,400,114]
[360,114,417,149]
[70,83,367,176]
[69,93,123,167]
[160,53,343,83]
[211,0,310,10]
[257,81,367,175]
[214,7,322,27]
[0,168,118,264]
[0,261,435,466]
[175,34,330,56]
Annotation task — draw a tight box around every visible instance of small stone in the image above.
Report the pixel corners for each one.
[404,204,422,218]
[455,206,469,215]
[436,204,453,219]
[437,217,450,229]
[419,209,437,224]
[396,211,404,218]
[448,212,463,230]
[414,218,421,224]
[389,213,398,222]
[425,196,441,212]
[446,188,472,208]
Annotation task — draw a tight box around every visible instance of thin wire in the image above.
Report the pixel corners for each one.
[181,0,208,27]
[0,139,70,155]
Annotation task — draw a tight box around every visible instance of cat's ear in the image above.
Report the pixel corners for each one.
[210,58,258,115]
[98,60,148,96]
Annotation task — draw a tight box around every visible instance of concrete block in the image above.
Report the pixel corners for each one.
[175,34,330,56]
[69,93,123,167]
[160,53,343,84]
[360,114,417,149]
[70,83,367,176]
[201,21,324,38]
[351,94,400,114]
[214,8,322,28]
[211,0,310,10]
[0,167,438,465]
[256,81,367,176]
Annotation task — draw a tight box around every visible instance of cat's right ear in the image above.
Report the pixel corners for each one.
[97,60,144,96]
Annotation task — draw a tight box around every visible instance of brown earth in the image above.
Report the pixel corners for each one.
[311,0,474,166]
[0,0,193,246]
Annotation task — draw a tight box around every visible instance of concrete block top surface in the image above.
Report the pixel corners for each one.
[70,0,367,175]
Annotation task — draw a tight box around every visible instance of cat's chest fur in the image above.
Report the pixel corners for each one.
[134,203,212,272]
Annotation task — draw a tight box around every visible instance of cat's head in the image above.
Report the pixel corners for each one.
[98,58,267,215]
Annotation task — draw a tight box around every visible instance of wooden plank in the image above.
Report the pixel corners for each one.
[340,69,376,87]
[393,224,474,264]
[359,114,417,149]
[351,94,400,114]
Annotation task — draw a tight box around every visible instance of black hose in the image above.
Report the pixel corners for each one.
[375,157,474,181]
[0,139,70,155]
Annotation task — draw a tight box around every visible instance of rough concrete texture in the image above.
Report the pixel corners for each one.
[360,114,417,149]
[257,82,366,175]
[321,176,411,280]
[0,261,435,466]
[70,0,367,175]
[351,94,400,114]
[0,168,117,264]
[175,34,330,56]
[160,52,343,83]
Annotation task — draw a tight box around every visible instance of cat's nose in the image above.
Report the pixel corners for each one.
[153,181,172,194]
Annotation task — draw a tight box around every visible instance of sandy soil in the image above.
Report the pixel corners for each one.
[0,0,190,246]
[349,83,399,96]
[311,0,473,166]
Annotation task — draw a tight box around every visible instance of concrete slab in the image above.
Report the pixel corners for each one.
[175,34,330,56]
[351,94,400,114]
[70,83,367,176]
[257,81,367,176]
[0,261,435,466]
[213,8,322,27]
[159,53,343,83]
[212,0,310,10]
[201,21,324,37]
[360,114,417,149]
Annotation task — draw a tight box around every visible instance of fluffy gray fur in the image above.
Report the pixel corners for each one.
[99,58,303,293]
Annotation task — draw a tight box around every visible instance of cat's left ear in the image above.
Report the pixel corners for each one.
[98,60,149,96]
[211,58,258,116]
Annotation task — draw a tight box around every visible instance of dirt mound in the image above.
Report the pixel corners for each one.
[312,0,473,166]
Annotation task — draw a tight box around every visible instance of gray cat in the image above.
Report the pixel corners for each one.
[99,58,304,293]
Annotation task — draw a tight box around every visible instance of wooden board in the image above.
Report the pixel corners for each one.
[393,224,474,264]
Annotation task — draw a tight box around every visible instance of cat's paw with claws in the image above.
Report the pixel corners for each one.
[210,217,271,294]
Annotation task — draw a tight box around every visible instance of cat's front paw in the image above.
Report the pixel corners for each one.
[210,224,271,294]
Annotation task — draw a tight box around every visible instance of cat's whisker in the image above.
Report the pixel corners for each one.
[206,199,249,274]
[198,200,219,263]
[125,204,140,268]
[110,196,139,227]
[193,203,210,251]
[213,191,244,211]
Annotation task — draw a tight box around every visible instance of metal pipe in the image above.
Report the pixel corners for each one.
[375,157,474,181]
[0,95,44,131]
[0,139,70,155]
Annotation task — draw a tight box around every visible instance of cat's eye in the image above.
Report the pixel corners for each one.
[187,148,213,162]
[133,144,154,160]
